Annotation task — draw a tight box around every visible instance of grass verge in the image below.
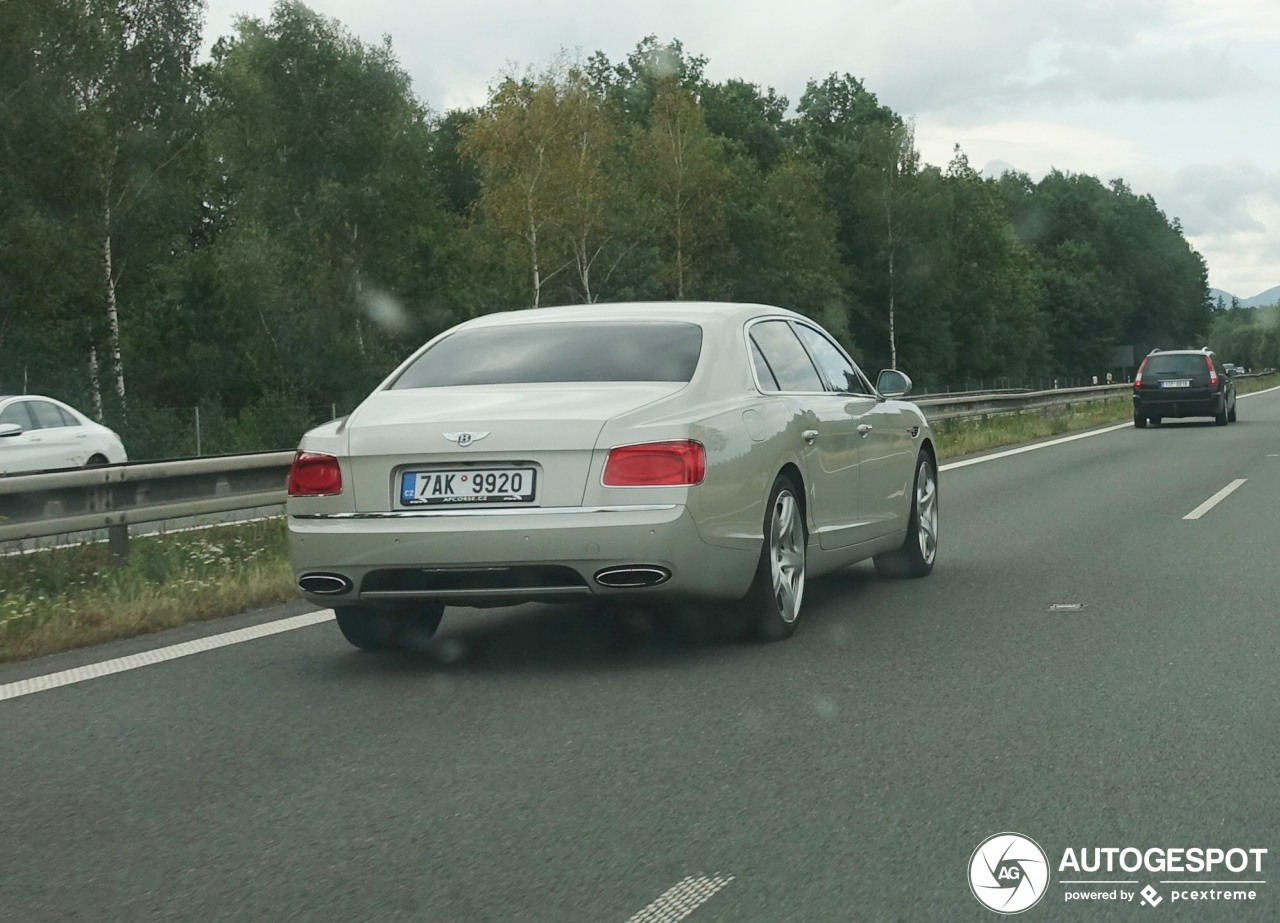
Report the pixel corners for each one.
[0,519,296,663]
[935,396,1131,459]
[2,373,1274,663]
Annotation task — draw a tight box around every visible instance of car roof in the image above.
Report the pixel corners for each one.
[0,394,63,403]
[457,301,806,330]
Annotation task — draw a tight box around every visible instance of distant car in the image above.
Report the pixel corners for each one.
[1223,362,1238,377]
[0,395,128,474]
[1132,348,1237,427]
[287,302,940,651]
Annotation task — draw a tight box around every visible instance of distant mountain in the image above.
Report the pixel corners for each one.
[1209,286,1280,308]
[980,159,1019,179]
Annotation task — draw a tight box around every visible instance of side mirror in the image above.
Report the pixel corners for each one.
[0,422,24,438]
[876,369,913,398]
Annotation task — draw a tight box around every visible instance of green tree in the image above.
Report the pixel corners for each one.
[203,1,450,411]
[461,57,631,306]
[0,0,203,416]
[724,154,850,342]
[943,150,1046,383]
[634,79,731,299]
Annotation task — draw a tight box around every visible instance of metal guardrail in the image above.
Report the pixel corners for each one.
[916,383,1129,422]
[0,452,293,554]
[1,370,1275,552]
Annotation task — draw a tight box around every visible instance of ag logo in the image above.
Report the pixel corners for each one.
[443,431,490,448]
[969,832,1049,914]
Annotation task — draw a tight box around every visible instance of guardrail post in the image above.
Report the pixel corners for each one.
[108,522,129,563]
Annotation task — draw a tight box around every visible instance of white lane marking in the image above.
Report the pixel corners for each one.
[1183,479,1248,520]
[624,875,734,923]
[1238,384,1280,398]
[0,610,334,703]
[939,422,1132,472]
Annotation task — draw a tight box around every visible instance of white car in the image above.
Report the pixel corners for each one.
[288,302,939,650]
[0,395,128,474]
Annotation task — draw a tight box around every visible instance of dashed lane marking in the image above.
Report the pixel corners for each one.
[624,875,735,923]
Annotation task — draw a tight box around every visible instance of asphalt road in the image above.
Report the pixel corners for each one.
[3,390,1278,922]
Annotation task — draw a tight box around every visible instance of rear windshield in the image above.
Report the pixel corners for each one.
[1145,355,1210,377]
[390,321,703,388]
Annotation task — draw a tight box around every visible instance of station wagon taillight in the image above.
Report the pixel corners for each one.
[1134,357,1149,388]
[1205,356,1218,387]
[288,451,343,496]
[603,440,706,487]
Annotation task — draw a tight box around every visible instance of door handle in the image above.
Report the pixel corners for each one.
[857,424,874,437]
[802,429,819,444]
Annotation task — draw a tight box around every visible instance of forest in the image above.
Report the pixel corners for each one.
[3,0,1258,459]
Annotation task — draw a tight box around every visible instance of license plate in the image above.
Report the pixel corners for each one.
[1161,380,1191,388]
[400,467,536,506]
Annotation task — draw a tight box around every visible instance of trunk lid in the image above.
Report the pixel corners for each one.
[346,383,685,511]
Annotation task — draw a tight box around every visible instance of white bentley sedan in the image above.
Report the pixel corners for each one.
[288,302,939,650]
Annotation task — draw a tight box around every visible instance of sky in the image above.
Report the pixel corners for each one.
[201,0,1280,299]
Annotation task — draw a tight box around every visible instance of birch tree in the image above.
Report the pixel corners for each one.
[70,0,203,411]
[635,79,728,299]
[461,59,627,306]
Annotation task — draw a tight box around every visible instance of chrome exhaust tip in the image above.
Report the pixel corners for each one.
[593,566,671,589]
[298,573,354,595]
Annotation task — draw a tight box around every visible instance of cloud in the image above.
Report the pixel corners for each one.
[914,120,1143,178]
[1028,43,1257,103]
[1139,163,1280,294]
[1148,162,1280,235]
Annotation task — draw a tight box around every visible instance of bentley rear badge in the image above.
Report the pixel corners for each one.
[443,431,490,447]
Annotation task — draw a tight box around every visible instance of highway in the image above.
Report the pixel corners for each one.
[2,388,1278,921]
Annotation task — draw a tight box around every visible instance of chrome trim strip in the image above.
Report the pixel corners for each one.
[291,504,679,520]
[361,587,593,600]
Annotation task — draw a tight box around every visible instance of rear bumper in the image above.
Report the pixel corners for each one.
[288,503,760,608]
[1133,391,1222,418]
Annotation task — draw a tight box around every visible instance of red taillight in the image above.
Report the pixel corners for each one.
[288,451,342,496]
[603,440,706,487]
[1134,357,1149,388]
[1205,356,1218,387]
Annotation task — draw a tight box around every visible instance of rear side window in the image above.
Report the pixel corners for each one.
[29,401,70,429]
[794,324,870,394]
[391,322,703,388]
[749,321,824,392]
[0,401,35,429]
[1145,355,1210,377]
[750,340,781,391]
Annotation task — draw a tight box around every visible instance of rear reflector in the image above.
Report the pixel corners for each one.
[603,440,706,487]
[288,451,343,496]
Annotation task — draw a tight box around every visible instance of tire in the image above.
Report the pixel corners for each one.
[1215,404,1228,426]
[1228,403,1237,423]
[85,454,108,467]
[334,603,444,652]
[873,452,939,579]
[1150,416,1162,426]
[744,474,807,642]
[1133,412,1147,429]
